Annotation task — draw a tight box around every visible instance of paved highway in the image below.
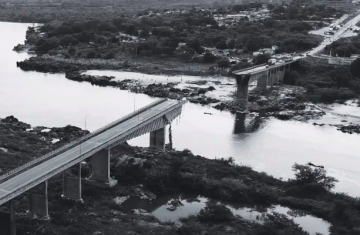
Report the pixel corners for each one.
[310,12,360,55]
[0,99,182,205]
[235,12,360,75]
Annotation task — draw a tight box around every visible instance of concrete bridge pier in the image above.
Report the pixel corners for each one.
[9,200,16,235]
[257,74,269,90]
[26,181,50,220]
[235,75,250,109]
[279,66,285,82]
[269,70,275,87]
[86,149,118,188]
[150,127,166,151]
[61,163,83,202]
[273,68,279,84]
[0,200,16,235]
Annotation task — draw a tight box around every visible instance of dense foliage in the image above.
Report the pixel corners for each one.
[326,36,360,57]
[28,7,322,64]
[286,59,360,103]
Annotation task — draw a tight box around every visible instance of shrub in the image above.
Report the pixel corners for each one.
[291,163,338,193]
[87,51,97,59]
[283,71,299,85]
[197,203,234,223]
[177,221,203,235]
[203,52,216,63]
[104,52,115,59]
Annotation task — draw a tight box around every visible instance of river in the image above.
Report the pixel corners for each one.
[1,22,360,198]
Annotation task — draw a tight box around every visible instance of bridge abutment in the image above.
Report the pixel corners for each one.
[62,164,83,202]
[26,181,50,220]
[150,127,166,151]
[86,149,118,188]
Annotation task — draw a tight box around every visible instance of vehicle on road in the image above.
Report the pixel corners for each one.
[267,59,276,65]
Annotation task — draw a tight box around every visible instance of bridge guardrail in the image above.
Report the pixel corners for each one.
[0,98,167,183]
[0,99,188,205]
[232,63,267,74]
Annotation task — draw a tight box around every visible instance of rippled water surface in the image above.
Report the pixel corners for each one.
[1,22,360,196]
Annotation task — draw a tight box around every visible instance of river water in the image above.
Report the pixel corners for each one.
[1,22,360,198]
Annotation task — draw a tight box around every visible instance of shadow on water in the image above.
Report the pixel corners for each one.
[233,113,265,134]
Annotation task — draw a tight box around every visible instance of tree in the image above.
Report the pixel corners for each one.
[78,31,91,43]
[228,39,236,49]
[35,37,60,52]
[203,52,216,63]
[216,41,228,50]
[218,57,230,69]
[67,47,76,56]
[186,38,204,54]
[59,35,79,46]
[87,51,97,59]
[292,163,338,192]
[253,54,270,65]
[125,24,136,35]
[283,71,299,85]
[104,52,115,59]
[350,58,360,79]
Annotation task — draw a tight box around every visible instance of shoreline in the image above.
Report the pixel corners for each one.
[15,56,360,135]
[1,115,360,235]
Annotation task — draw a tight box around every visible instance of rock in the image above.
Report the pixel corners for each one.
[207,86,216,91]
[114,196,130,205]
[131,209,149,215]
[187,80,207,85]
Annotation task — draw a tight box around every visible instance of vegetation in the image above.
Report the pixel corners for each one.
[286,59,359,103]
[326,36,360,57]
[14,2,327,72]
[2,117,360,235]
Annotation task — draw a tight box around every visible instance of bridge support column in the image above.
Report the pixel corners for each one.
[62,163,83,202]
[235,75,249,109]
[257,74,269,90]
[270,70,275,87]
[273,68,279,84]
[0,201,16,235]
[150,127,166,151]
[279,67,285,82]
[9,200,16,235]
[85,149,117,188]
[27,181,50,220]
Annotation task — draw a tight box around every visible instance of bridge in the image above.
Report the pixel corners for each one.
[232,59,299,107]
[0,98,187,235]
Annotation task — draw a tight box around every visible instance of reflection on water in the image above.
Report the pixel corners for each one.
[1,22,360,196]
[233,113,264,134]
[121,195,330,235]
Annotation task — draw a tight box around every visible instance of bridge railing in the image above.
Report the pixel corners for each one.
[232,63,266,74]
[0,98,167,183]
[0,99,188,205]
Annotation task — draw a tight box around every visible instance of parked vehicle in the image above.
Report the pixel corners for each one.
[267,59,276,65]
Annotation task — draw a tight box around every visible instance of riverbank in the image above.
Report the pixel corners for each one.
[1,116,360,235]
[16,55,223,77]
[16,57,360,135]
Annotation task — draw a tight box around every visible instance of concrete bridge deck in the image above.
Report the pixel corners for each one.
[0,98,186,206]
